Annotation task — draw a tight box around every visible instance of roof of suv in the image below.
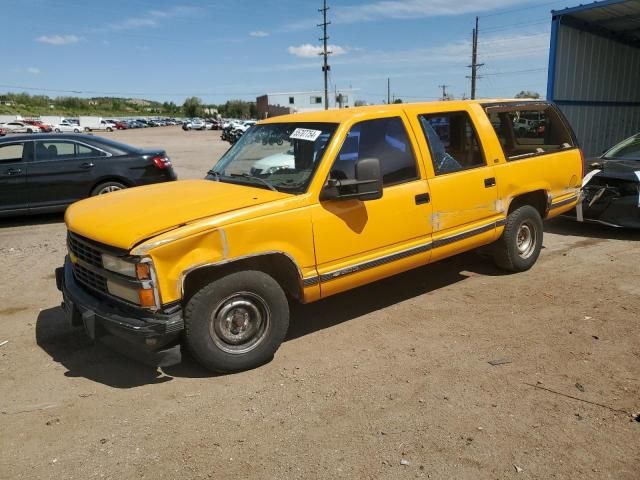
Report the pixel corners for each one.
[260,99,548,124]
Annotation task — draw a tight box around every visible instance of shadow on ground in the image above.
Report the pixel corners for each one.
[36,252,496,388]
[546,217,640,241]
[0,212,65,228]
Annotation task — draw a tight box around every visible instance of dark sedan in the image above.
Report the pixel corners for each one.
[0,134,176,217]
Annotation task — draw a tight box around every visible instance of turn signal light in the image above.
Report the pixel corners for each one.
[135,262,151,280]
[138,288,156,307]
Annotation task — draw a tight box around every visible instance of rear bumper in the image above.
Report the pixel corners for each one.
[56,257,184,367]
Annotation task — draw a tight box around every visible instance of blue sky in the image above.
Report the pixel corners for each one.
[1,0,580,105]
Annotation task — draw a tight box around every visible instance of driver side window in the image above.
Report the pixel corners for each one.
[331,117,418,186]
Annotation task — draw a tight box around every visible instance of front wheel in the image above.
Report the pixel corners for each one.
[185,270,290,373]
[493,205,543,272]
[106,127,113,132]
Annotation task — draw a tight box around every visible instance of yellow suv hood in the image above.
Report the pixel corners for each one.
[65,179,290,250]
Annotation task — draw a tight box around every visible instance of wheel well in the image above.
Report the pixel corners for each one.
[508,190,548,218]
[183,254,303,304]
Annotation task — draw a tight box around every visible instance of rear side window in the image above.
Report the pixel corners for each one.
[76,144,107,158]
[484,104,574,161]
[35,141,76,161]
[0,143,24,162]
[418,112,486,175]
[331,117,418,186]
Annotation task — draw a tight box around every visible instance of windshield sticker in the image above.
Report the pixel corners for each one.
[290,128,322,142]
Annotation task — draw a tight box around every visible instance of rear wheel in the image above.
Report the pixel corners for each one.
[185,270,289,373]
[73,128,80,133]
[493,205,543,272]
[106,127,113,132]
[54,128,61,133]
[27,128,33,133]
[91,181,126,196]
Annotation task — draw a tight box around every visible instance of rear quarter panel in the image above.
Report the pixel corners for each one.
[469,103,582,218]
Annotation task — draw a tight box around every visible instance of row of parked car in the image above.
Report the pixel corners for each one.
[0,117,187,136]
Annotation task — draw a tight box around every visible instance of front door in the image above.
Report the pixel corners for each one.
[28,140,104,208]
[0,141,30,214]
[312,115,433,297]
[412,109,500,261]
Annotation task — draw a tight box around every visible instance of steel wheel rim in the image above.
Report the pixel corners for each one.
[98,185,122,194]
[516,221,536,259]
[209,292,271,354]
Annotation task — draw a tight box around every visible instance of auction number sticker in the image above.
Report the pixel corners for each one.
[290,128,322,142]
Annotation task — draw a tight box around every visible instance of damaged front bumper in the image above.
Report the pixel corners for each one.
[55,257,184,367]
[567,166,640,229]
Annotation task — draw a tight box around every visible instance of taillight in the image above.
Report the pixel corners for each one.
[152,155,171,169]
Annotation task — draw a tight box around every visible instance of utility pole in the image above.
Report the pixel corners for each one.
[438,84,449,100]
[318,0,331,110]
[387,78,391,104]
[467,16,484,100]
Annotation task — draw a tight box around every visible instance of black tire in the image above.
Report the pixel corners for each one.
[84,127,91,132]
[54,128,61,133]
[91,181,126,196]
[73,128,80,133]
[106,127,113,132]
[27,128,33,133]
[185,270,289,373]
[493,205,543,272]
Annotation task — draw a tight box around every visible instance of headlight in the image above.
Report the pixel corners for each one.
[102,254,136,277]
[101,255,159,308]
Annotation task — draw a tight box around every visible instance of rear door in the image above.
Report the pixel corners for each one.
[27,140,107,208]
[409,107,501,261]
[0,141,30,213]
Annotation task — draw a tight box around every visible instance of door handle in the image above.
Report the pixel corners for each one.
[484,177,496,188]
[80,162,95,169]
[415,193,430,205]
[5,168,22,176]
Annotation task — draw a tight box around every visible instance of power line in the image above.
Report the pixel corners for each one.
[481,67,548,76]
[481,0,568,18]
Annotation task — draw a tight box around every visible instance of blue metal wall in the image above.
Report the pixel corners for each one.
[547,17,640,156]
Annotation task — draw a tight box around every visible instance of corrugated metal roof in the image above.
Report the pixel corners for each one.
[553,0,640,43]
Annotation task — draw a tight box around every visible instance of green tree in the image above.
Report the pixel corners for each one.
[393,98,403,104]
[514,90,540,99]
[183,96,204,117]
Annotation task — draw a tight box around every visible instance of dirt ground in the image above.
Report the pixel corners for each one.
[1,126,639,479]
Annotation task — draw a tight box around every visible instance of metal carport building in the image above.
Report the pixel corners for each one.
[547,0,640,156]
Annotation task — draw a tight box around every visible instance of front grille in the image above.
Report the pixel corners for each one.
[68,233,103,268]
[73,263,108,295]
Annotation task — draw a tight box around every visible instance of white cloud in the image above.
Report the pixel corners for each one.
[109,5,199,31]
[250,31,269,37]
[335,0,522,23]
[36,34,80,45]
[288,44,347,58]
[26,67,40,74]
[283,0,523,30]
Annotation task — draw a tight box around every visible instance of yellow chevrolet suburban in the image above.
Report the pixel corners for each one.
[56,100,583,372]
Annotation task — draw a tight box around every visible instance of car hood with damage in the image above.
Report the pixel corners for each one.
[65,179,292,250]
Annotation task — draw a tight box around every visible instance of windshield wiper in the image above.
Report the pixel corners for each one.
[229,173,278,191]
[207,170,222,181]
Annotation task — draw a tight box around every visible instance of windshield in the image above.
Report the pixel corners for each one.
[603,133,640,161]
[208,122,338,193]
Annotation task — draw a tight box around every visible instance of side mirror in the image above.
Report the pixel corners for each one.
[321,157,383,201]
